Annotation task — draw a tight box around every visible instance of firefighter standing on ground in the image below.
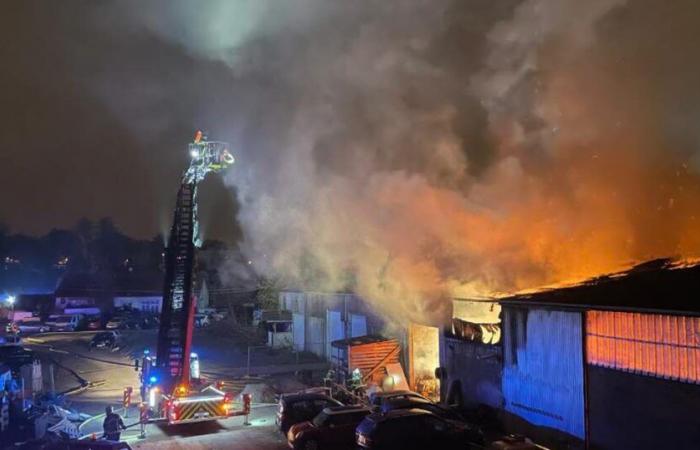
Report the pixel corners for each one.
[103,406,127,441]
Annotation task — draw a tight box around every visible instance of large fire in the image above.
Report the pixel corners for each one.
[214,1,700,326]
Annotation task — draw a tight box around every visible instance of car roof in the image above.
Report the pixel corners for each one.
[322,405,371,415]
[367,408,433,423]
[373,390,426,400]
[385,396,432,405]
[281,393,339,403]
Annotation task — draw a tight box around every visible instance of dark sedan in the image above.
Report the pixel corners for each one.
[287,405,371,450]
[276,392,343,434]
[378,394,465,421]
[356,408,483,450]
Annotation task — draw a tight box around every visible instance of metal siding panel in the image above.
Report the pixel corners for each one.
[503,309,585,439]
[326,310,344,359]
[688,318,697,382]
[633,313,642,373]
[292,313,305,352]
[679,316,688,382]
[695,319,700,382]
[350,314,368,337]
[586,311,700,384]
[307,316,325,358]
[671,315,679,379]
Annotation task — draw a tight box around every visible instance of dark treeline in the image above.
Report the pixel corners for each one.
[0,218,254,296]
[0,218,163,294]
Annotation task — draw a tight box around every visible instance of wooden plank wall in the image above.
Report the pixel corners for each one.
[348,339,401,383]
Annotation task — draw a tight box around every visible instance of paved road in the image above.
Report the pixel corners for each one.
[77,404,286,449]
[136,406,285,449]
[21,330,315,448]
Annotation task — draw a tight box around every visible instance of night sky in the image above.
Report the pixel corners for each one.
[0,1,242,241]
[2,1,700,309]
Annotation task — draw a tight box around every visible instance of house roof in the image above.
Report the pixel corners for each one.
[493,259,700,316]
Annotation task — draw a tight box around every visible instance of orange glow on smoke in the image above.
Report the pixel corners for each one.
[340,57,700,325]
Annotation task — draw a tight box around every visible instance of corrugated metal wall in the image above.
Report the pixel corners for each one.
[502,308,585,439]
[350,313,367,337]
[326,310,344,357]
[307,316,325,357]
[292,313,305,352]
[586,310,700,383]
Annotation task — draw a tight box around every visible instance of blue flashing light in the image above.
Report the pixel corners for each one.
[149,375,157,384]
[143,349,150,355]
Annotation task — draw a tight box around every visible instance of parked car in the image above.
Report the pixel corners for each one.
[1,319,19,335]
[200,308,226,321]
[356,408,483,450]
[83,315,103,330]
[123,317,143,329]
[378,393,465,421]
[368,390,429,410]
[105,316,125,330]
[45,314,83,331]
[139,315,159,329]
[89,331,121,350]
[288,405,371,450]
[0,345,36,368]
[276,392,343,434]
[16,317,50,334]
[488,434,550,450]
[194,313,210,328]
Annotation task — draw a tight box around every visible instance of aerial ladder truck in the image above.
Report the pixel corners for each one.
[139,131,250,425]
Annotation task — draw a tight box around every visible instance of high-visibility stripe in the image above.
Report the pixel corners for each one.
[175,400,224,420]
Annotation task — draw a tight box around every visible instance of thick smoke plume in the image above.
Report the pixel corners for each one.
[114,0,700,325]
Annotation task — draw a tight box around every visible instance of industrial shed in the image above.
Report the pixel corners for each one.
[440,259,700,450]
[279,291,382,360]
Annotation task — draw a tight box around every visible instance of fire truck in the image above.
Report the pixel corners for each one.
[139,132,250,424]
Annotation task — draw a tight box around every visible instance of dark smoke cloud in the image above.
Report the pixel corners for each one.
[3,1,700,324]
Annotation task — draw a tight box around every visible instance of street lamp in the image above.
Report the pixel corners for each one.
[5,295,15,306]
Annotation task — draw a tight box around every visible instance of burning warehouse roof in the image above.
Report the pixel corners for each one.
[496,258,700,315]
[451,258,700,341]
[443,258,700,450]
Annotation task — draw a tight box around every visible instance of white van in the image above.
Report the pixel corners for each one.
[45,314,83,331]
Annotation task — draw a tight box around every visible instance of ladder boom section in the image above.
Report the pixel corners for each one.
[155,133,234,393]
[156,182,197,389]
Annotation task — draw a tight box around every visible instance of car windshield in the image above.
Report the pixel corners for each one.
[312,412,329,427]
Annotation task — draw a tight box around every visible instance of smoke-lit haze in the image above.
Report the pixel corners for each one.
[4,1,700,325]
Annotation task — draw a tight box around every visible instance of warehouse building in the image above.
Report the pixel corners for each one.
[278,290,383,359]
[440,259,700,450]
